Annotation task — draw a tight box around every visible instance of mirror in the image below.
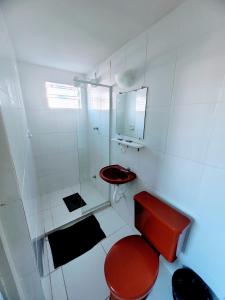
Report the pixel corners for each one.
[116,87,147,140]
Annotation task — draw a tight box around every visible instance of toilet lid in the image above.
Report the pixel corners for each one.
[104,235,159,300]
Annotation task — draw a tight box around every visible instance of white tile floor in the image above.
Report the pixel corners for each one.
[40,181,110,233]
[41,206,174,300]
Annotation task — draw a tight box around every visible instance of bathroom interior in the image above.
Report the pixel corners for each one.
[0,0,225,299]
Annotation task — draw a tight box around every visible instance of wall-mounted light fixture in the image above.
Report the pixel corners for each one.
[115,68,137,89]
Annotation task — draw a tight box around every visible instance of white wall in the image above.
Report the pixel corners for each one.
[0,112,45,300]
[0,236,20,299]
[0,10,43,242]
[0,8,45,299]
[89,0,225,298]
[19,62,82,195]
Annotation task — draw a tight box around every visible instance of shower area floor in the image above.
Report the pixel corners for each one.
[40,181,110,234]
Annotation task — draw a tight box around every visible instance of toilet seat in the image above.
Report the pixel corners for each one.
[104,235,159,300]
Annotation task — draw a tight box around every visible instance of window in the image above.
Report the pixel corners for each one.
[45,81,81,109]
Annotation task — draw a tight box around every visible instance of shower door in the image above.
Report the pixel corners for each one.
[76,84,111,214]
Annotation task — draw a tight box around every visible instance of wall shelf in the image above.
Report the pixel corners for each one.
[111,138,144,151]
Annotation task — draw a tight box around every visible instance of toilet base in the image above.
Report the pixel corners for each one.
[109,292,148,300]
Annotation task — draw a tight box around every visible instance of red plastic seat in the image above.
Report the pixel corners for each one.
[104,235,159,300]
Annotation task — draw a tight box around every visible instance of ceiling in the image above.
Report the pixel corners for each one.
[1,0,184,74]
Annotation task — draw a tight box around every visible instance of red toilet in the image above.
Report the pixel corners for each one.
[104,191,191,300]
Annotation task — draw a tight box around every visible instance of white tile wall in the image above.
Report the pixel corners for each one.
[166,104,215,162]
[145,51,176,107]
[145,106,170,152]
[0,8,45,299]
[173,32,225,106]
[18,62,82,195]
[89,0,225,298]
[206,103,225,169]
[181,166,225,298]
[153,155,204,210]
[0,237,20,299]
[0,69,42,240]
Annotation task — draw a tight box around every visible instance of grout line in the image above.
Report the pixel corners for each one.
[106,224,127,237]
[44,237,54,300]
[147,99,225,109]
[147,145,225,172]
[100,223,136,254]
[164,149,225,171]
[192,101,223,214]
[163,49,178,155]
[61,267,69,300]
[100,243,107,255]
[109,203,134,229]
[152,100,225,107]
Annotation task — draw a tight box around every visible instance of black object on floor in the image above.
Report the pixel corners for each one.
[172,267,213,300]
[48,215,106,268]
[63,193,86,212]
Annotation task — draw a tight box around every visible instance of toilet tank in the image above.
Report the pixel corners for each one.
[134,191,191,262]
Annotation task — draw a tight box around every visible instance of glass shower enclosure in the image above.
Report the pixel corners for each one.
[76,81,112,215]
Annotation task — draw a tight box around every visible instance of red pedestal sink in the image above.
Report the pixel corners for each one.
[99,165,136,184]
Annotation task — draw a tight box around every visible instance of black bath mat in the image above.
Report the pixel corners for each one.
[63,193,86,212]
[48,215,106,268]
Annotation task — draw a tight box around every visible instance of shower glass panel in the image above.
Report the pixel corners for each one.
[0,184,45,300]
[76,85,110,214]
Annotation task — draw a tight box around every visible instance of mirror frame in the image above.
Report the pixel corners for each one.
[116,86,148,140]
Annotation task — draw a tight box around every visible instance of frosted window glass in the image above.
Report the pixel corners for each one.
[46,81,81,109]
